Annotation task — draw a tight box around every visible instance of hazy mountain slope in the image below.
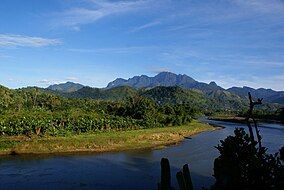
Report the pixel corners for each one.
[205,90,247,110]
[66,86,138,100]
[47,82,84,93]
[141,86,207,105]
[227,86,284,104]
[141,86,249,111]
[45,72,284,106]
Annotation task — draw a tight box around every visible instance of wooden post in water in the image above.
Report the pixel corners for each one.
[158,158,174,190]
[182,164,193,190]
[158,158,193,190]
[176,164,193,190]
[176,171,186,190]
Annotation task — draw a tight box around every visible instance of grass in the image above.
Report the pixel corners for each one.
[209,115,247,123]
[0,120,215,155]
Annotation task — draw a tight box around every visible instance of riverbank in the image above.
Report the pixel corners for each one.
[0,121,216,156]
[208,116,283,124]
[208,116,247,124]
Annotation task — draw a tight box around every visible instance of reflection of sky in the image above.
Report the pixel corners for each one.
[0,0,284,90]
[1,121,283,190]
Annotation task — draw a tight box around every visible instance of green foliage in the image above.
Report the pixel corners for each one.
[0,139,20,150]
[65,86,138,100]
[0,87,197,136]
[212,128,283,190]
[237,106,284,122]
[205,90,247,111]
[0,84,281,137]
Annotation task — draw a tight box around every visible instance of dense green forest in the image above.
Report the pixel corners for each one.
[0,85,198,136]
[0,84,283,137]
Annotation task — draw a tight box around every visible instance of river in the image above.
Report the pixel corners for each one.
[0,119,283,190]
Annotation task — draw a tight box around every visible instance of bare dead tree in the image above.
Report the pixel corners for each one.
[245,92,263,148]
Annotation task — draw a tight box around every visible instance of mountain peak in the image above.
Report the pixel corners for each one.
[106,72,224,92]
[156,71,175,75]
[47,82,84,93]
[209,81,218,86]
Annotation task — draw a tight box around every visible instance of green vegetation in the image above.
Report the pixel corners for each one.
[0,121,213,155]
[212,128,283,190]
[0,84,282,138]
[61,85,252,112]
[0,85,203,137]
[0,84,217,154]
[233,105,284,123]
[58,85,283,116]
[0,82,282,155]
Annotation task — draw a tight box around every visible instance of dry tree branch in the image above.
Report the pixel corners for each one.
[245,92,263,148]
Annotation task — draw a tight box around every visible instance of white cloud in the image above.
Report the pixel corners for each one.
[0,53,12,59]
[38,79,64,85]
[130,20,161,32]
[53,0,154,28]
[38,77,80,86]
[233,0,284,14]
[38,79,53,85]
[65,76,79,82]
[0,34,61,47]
[149,67,170,74]
[68,45,160,54]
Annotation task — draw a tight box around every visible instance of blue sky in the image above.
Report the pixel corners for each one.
[0,0,284,90]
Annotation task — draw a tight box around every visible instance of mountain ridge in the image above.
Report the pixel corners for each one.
[107,72,223,92]
[227,86,284,104]
[36,72,284,104]
[105,72,284,104]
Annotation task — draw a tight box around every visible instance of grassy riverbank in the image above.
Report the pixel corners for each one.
[209,115,284,124]
[208,116,247,123]
[0,121,215,155]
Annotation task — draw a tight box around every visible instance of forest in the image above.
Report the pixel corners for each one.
[0,84,283,137]
[0,85,198,136]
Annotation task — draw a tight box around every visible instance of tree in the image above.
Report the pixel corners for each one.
[125,96,157,120]
[212,128,283,190]
[212,92,284,190]
[280,107,284,122]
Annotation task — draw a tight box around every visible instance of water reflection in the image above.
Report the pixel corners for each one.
[0,120,283,190]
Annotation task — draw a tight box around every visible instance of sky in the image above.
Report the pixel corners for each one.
[0,0,284,90]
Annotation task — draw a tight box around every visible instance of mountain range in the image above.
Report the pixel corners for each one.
[107,72,223,92]
[47,72,284,104]
[227,86,284,104]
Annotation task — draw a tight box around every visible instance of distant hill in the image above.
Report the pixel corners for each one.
[107,72,223,92]
[1,75,283,114]
[47,82,84,93]
[56,85,249,111]
[227,86,284,104]
[206,89,247,110]
[141,86,247,110]
[65,86,138,100]
[141,86,207,105]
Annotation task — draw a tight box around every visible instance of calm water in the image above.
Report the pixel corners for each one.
[1,119,283,190]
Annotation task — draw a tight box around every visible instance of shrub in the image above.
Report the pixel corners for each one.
[212,128,283,190]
